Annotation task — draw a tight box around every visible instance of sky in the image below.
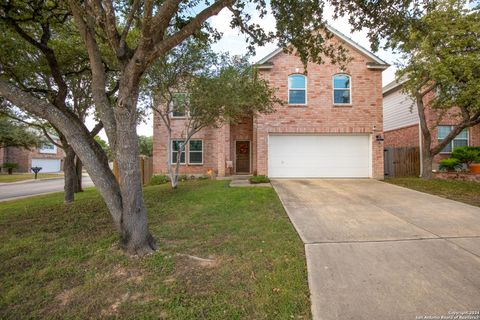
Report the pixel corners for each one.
[92,3,400,140]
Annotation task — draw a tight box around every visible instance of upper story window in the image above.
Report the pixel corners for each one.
[288,74,307,105]
[171,92,188,118]
[438,125,468,153]
[333,74,351,105]
[39,143,57,154]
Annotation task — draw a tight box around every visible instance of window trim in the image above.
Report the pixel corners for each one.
[171,140,186,164]
[188,139,204,165]
[170,92,188,119]
[332,73,352,106]
[438,125,469,154]
[288,74,307,106]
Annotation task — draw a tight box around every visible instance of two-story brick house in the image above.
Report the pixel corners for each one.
[153,26,389,179]
[383,78,480,169]
[1,141,64,173]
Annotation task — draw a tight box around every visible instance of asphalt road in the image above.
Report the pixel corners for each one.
[0,176,94,202]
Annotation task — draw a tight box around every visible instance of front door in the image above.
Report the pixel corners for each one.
[235,141,250,174]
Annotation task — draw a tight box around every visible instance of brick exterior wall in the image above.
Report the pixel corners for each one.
[254,46,385,179]
[383,89,480,167]
[384,124,420,148]
[153,37,385,179]
[1,145,64,173]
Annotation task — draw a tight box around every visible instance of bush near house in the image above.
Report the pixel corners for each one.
[149,174,170,185]
[439,158,462,172]
[2,162,18,175]
[439,146,480,173]
[451,146,480,166]
[249,175,270,184]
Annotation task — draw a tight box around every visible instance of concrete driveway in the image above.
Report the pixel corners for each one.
[272,179,480,320]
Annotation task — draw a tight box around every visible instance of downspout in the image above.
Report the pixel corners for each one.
[418,123,423,177]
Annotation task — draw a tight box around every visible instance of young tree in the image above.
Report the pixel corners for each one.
[146,43,279,187]
[0,0,430,255]
[395,1,480,178]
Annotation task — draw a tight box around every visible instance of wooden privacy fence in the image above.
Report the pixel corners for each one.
[384,147,420,178]
[113,156,153,185]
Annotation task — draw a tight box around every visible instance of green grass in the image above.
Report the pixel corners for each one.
[385,177,480,207]
[0,173,63,183]
[0,180,311,319]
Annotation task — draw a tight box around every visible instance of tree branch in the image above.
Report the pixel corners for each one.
[148,0,234,63]
[90,121,104,137]
[66,0,117,148]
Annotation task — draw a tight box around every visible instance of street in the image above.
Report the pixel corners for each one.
[0,176,94,202]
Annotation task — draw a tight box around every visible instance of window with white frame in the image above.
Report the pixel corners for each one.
[171,140,186,164]
[39,143,57,154]
[333,74,351,105]
[188,140,203,164]
[288,74,307,105]
[438,125,468,153]
[171,92,188,118]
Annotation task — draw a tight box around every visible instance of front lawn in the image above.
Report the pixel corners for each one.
[0,180,311,319]
[385,177,480,207]
[0,173,63,183]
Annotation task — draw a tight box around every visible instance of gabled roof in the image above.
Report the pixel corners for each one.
[256,24,389,69]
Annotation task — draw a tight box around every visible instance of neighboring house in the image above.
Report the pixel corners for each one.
[383,79,480,169]
[0,141,64,173]
[153,26,388,179]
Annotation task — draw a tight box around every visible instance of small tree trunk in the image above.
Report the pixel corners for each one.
[74,156,83,193]
[63,146,76,203]
[421,150,433,179]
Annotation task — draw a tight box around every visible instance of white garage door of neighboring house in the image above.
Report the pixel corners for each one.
[268,135,371,178]
[31,159,62,173]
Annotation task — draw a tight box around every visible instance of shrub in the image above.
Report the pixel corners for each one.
[439,158,462,172]
[178,174,188,182]
[149,174,170,185]
[249,175,270,184]
[198,174,210,180]
[451,146,480,166]
[2,162,18,175]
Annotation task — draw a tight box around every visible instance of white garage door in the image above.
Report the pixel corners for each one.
[31,159,61,173]
[268,135,370,178]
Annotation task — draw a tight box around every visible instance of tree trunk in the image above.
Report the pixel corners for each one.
[63,146,76,203]
[74,156,83,193]
[421,150,433,179]
[416,91,434,180]
[115,78,156,255]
